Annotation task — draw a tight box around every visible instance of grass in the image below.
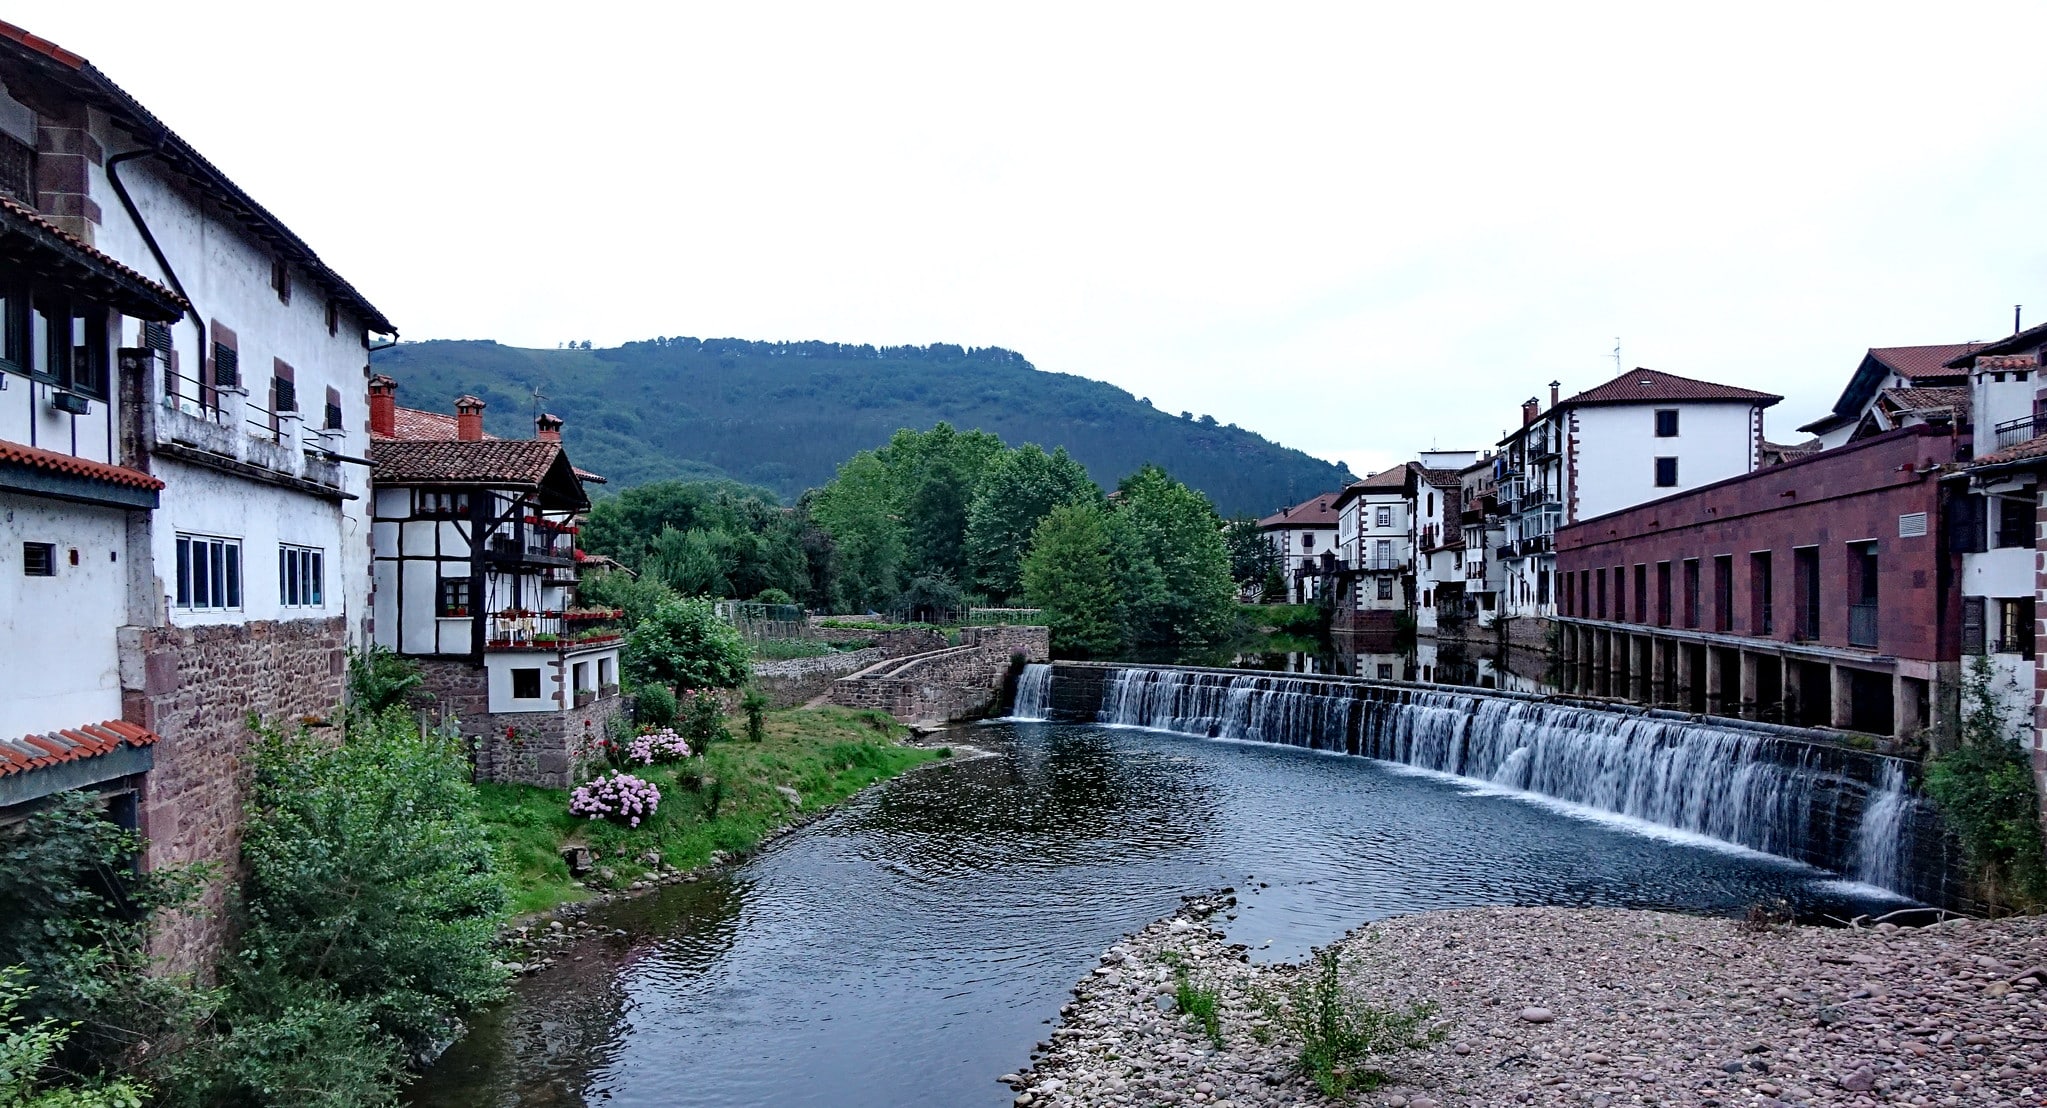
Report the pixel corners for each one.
[478,707,949,915]
[748,639,839,660]
[1174,967,1225,1048]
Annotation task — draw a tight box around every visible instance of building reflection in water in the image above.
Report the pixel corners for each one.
[1237,631,1559,695]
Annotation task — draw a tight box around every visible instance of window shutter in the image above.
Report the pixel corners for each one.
[1948,495,1986,553]
[1963,596,1986,655]
[212,343,239,388]
[143,320,173,353]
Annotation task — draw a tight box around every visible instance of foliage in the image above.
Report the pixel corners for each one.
[623,597,752,692]
[569,772,663,827]
[741,690,770,743]
[749,639,839,660]
[1925,656,2047,908]
[633,683,679,728]
[0,968,148,1108]
[575,569,677,629]
[753,587,796,607]
[1021,502,1126,658]
[1223,516,1278,590]
[475,708,946,914]
[1273,949,1442,1097]
[964,444,1100,604]
[0,791,210,1083]
[677,689,732,747]
[808,452,907,611]
[892,575,964,624]
[234,712,509,1056]
[1109,465,1240,649]
[1242,603,1326,636]
[343,646,420,717]
[1170,964,1224,1049]
[370,338,1353,516]
[625,729,692,766]
[169,984,404,1108]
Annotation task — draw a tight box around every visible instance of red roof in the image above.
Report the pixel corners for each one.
[0,195,186,316]
[371,439,569,486]
[1870,344,1981,380]
[1257,493,1341,529]
[374,405,492,443]
[1969,435,2047,469]
[0,438,163,491]
[0,719,159,779]
[1559,368,1781,408]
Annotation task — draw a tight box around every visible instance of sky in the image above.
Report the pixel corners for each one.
[33,1,2047,478]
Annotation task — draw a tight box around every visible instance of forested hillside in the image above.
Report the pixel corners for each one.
[369,338,1350,515]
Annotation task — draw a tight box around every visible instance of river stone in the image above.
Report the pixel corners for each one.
[1839,1065,1876,1092]
[775,785,803,807]
[1519,1006,1554,1023]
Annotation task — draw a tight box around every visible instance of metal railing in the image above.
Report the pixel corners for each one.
[1848,602,1880,649]
[159,364,226,422]
[1996,415,2043,450]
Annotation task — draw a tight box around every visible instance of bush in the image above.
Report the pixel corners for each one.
[1274,949,1441,1096]
[176,983,404,1108]
[677,688,731,748]
[1925,656,2047,908]
[570,772,662,827]
[623,597,751,692]
[344,645,421,717]
[742,690,770,743]
[626,728,692,766]
[753,587,796,606]
[634,684,679,728]
[0,967,149,1108]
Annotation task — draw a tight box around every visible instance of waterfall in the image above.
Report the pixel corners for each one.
[1088,666,1933,900]
[1009,664,1054,721]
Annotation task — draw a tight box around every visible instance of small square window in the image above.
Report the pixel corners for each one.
[437,578,472,617]
[1654,457,1679,487]
[1374,506,1392,528]
[1376,577,1395,600]
[22,541,54,576]
[511,667,542,699]
[1376,664,1393,680]
[1654,409,1680,437]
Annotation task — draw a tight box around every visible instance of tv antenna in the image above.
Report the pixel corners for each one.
[529,382,548,423]
[1612,338,1622,374]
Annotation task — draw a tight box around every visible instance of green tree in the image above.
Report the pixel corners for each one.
[0,969,147,1108]
[577,568,677,628]
[1021,502,1125,657]
[964,445,1100,603]
[646,527,730,597]
[810,452,906,611]
[1110,465,1238,648]
[1222,515,1276,590]
[623,597,752,691]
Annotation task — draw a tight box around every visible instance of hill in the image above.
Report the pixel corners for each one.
[368,338,1353,516]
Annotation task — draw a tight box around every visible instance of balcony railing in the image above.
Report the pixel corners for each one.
[1357,555,1409,573]
[487,531,576,564]
[1996,415,2044,450]
[484,608,624,651]
[1848,602,1880,649]
[126,348,346,494]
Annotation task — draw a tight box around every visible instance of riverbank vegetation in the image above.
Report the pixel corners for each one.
[477,707,947,915]
[1925,656,2047,910]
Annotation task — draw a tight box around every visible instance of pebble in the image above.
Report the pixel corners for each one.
[1519,1006,1554,1023]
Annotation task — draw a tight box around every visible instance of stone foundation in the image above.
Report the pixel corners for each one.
[751,648,886,708]
[469,696,622,789]
[118,616,348,974]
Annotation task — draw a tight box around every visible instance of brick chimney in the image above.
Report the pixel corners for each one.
[368,375,396,437]
[455,395,486,441]
[1550,380,1561,408]
[1522,397,1542,426]
[535,412,563,442]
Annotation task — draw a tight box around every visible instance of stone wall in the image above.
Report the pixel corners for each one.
[828,626,1051,721]
[750,648,886,709]
[468,695,622,789]
[118,616,347,973]
[809,624,952,656]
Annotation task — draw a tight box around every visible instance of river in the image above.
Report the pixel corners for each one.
[410,713,1907,1107]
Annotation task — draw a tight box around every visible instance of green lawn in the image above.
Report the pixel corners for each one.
[478,707,949,915]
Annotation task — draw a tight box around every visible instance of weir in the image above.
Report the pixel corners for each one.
[1011,662,1967,908]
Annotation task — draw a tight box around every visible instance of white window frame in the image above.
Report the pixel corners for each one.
[176,533,243,611]
[1374,506,1392,529]
[279,544,325,608]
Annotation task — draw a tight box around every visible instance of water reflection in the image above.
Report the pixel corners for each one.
[412,721,1904,1108]
[1237,630,1557,694]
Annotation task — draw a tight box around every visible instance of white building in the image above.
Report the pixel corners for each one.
[1329,466,1410,634]
[1406,452,1476,636]
[1457,456,1505,627]
[1492,369,1780,631]
[1795,344,1980,449]
[1256,493,1339,604]
[368,381,624,787]
[0,21,394,965]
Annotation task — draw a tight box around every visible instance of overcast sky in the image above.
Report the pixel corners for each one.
[38,2,2047,478]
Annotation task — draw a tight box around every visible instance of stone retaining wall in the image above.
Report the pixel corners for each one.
[118,616,348,974]
[829,626,1050,721]
[750,648,887,708]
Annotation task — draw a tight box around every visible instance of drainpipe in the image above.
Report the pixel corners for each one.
[104,148,204,367]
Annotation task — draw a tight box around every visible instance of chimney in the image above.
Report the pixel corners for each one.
[535,412,563,442]
[1549,380,1560,408]
[368,374,396,438]
[1522,397,1541,426]
[455,395,486,441]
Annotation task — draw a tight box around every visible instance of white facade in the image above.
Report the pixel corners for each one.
[1569,402,1760,522]
[1333,471,1410,621]
[1,495,132,735]
[1407,456,1474,635]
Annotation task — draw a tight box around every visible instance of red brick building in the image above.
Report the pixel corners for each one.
[1552,423,1962,738]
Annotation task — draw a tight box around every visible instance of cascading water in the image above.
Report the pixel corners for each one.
[1009,664,1054,721]
[1084,666,1934,901]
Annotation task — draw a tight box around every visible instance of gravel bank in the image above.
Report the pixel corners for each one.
[1008,900,2047,1107]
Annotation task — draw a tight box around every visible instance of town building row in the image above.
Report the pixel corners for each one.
[1260,321,2047,790]
[0,22,620,966]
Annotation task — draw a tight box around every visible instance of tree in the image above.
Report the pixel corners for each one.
[1110,465,1238,648]
[964,445,1100,603]
[809,452,906,611]
[0,969,147,1108]
[646,527,730,597]
[1222,515,1276,591]
[622,596,752,691]
[1021,503,1125,658]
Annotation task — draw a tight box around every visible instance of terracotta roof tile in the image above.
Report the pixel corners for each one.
[1869,343,1981,380]
[0,438,164,491]
[0,719,160,779]
[1257,493,1342,529]
[0,195,187,318]
[1945,322,2047,368]
[1880,386,1971,417]
[1560,367,1780,408]
[1415,466,1462,489]
[372,405,496,443]
[1969,435,2047,469]
[371,439,565,485]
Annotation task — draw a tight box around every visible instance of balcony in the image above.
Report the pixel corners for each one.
[1996,415,2045,450]
[1358,555,1409,573]
[126,348,347,499]
[486,530,576,566]
[484,607,624,652]
[1848,602,1879,649]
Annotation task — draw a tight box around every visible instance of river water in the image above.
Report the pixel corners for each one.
[411,717,1906,1108]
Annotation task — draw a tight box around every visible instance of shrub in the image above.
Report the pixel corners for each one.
[677,688,731,747]
[1274,949,1441,1096]
[626,728,692,766]
[0,967,149,1108]
[570,772,662,827]
[753,587,797,606]
[344,645,421,717]
[742,690,770,743]
[634,684,679,728]
[234,711,509,1056]
[1925,655,2047,908]
[1172,965,1224,1048]
[624,596,751,692]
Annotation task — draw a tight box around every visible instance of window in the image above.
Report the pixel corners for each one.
[1654,457,1679,488]
[1848,541,1879,648]
[599,656,615,688]
[0,133,33,204]
[22,541,53,576]
[1375,506,1392,529]
[325,300,339,336]
[279,545,324,607]
[1963,596,1986,656]
[1302,533,1315,551]
[1633,564,1647,623]
[511,667,542,699]
[1376,664,1393,680]
[175,534,242,610]
[1996,497,2032,549]
[418,491,470,517]
[1654,409,1680,437]
[1374,538,1392,568]
[437,577,472,617]
[1682,559,1700,628]
[1595,568,1608,619]
[1713,555,1733,632]
[212,342,239,389]
[0,281,26,376]
[1656,562,1672,626]
[325,386,344,431]
[272,360,298,414]
[1376,577,1394,600]
[272,258,292,304]
[1536,569,1550,606]
[1612,566,1626,620]
[1749,551,1772,635]
[1792,547,1820,641]
[1996,598,2036,658]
